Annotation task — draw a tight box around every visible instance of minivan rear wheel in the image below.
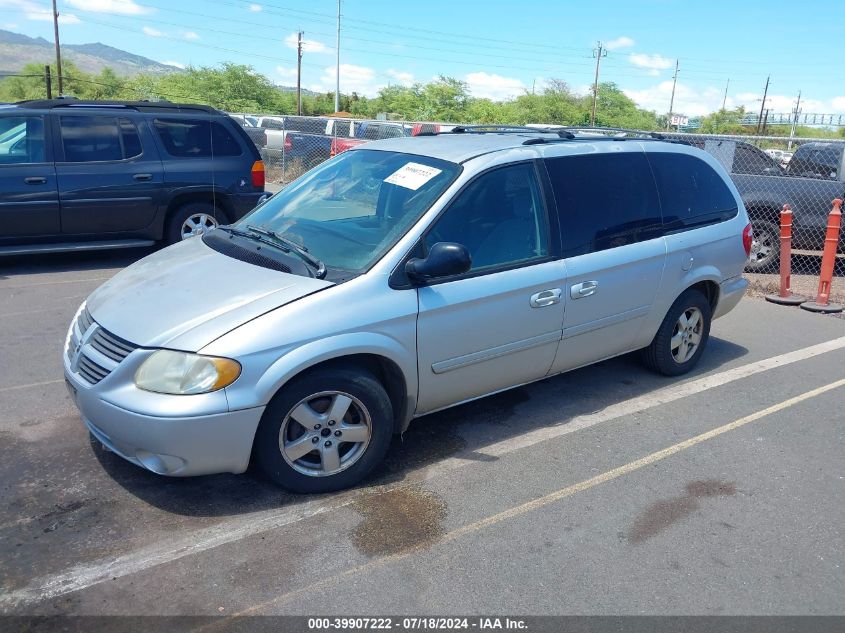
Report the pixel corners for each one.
[254,367,393,493]
[642,289,712,376]
[166,202,227,244]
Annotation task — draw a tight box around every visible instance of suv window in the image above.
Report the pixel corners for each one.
[59,116,142,162]
[545,152,662,257]
[154,118,242,157]
[331,120,352,137]
[647,152,738,230]
[425,163,549,271]
[0,116,45,164]
[733,144,780,175]
[285,117,328,135]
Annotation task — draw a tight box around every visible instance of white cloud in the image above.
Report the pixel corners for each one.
[465,71,526,101]
[628,53,674,72]
[161,60,185,69]
[623,81,722,117]
[183,30,199,40]
[284,32,328,53]
[831,97,845,112]
[386,69,414,86]
[2,0,81,23]
[605,36,635,51]
[142,26,164,37]
[249,3,262,11]
[275,65,298,84]
[65,0,149,15]
[310,64,380,98]
[4,22,19,28]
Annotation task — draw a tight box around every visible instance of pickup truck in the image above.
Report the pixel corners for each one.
[683,138,845,271]
[259,116,352,162]
[285,121,429,168]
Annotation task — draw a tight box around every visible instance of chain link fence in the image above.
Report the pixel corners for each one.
[232,114,844,289]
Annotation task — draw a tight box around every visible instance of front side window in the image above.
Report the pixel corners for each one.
[546,152,662,257]
[647,152,738,230]
[733,144,781,175]
[424,162,549,271]
[0,116,45,165]
[240,149,460,273]
[153,119,242,157]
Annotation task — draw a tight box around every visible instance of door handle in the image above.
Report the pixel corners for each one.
[530,288,562,308]
[133,173,152,181]
[570,281,598,299]
[24,176,47,184]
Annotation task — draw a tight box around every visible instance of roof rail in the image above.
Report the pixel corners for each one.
[559,126,665,139]
[450,125,559,135]
[13,98,218,114]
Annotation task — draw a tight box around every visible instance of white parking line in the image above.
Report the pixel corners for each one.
[2,335,845,610]
[0,379,64,394]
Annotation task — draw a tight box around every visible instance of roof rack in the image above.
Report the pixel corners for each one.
[450,125,559,135]
[558,126,666,139]
[13,98,220,114]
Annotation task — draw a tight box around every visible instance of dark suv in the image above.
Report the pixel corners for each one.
[0,99,267,255]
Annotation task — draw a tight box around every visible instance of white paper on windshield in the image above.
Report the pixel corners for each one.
[384,162,442,190]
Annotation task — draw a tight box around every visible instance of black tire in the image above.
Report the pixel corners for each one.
[165,201,228,244]
[254,367,394,493]
[642,289,712,377]
[745,220,779,273]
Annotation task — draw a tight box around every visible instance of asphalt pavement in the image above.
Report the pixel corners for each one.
[0,247,843,619]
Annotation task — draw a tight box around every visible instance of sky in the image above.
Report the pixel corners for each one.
[2,0,844,118]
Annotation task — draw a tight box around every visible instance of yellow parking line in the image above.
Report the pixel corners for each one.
[224,376,845,619]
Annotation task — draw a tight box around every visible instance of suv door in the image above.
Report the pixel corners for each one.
[55,114,164,234]
[0,114,60,239]
[414,162,565,414]
[544,150,667,373]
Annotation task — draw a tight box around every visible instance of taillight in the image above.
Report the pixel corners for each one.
[742,223,753,257]
[251,160,265,188]
[284,135,292,151]
[330,138,338,157]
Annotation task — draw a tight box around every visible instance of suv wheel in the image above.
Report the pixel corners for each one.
[642,289,712,376]
[746,220,779,272]
[254,367,394,493]
[167,202,227,244]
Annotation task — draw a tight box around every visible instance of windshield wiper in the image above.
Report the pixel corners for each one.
[245,225,327,279]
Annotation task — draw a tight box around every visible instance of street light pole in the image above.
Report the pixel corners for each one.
[788,90,801,150]
[667,59,679,130]
[756,75,770,134]
[296,31,303,116]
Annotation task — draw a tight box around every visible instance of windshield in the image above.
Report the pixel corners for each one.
[238,149,460,274]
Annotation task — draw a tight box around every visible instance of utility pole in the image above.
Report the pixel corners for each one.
[667,59,679,130]
[334,0,341,113]
[756,75,770,134]
[296,31,303,116]
[51,0,63,95]
[722,78,730,111]
[44,65,52,99]
[590,41,606,127]
[788,90,801,150]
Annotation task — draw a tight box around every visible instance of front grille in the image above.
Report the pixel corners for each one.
[68,306,139,385]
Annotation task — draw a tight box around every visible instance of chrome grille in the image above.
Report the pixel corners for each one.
[67,306,139,386]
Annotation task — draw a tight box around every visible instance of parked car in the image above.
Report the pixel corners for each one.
[64,129,749,492]
[287,121,418,166]
[0,99,267,254]
[259,115,350,161]
[686,137,845,270]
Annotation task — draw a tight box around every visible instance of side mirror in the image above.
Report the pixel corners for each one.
[405,242,471,283]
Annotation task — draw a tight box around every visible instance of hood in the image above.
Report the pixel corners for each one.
[86,237,334,351]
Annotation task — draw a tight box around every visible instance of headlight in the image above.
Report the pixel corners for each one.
[134,350,241,395]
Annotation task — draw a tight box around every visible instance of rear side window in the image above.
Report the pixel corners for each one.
[60,116,143,162]
[733,144,780,175]
[154,119,243,157]
[789,146,842,180]
[0,116,46,164]
[545,152,662,257]
[647,152,738,230]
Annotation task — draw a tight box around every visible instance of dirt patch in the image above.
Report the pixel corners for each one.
[351,487,447,557]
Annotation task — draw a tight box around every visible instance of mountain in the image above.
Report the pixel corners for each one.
[0,29,178,76]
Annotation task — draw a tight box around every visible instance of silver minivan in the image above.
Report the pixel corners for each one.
[63,128,751,492]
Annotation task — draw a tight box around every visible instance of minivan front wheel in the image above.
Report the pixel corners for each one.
[166,202,226,244]
[255,368,393,493]
[642,289,712,376]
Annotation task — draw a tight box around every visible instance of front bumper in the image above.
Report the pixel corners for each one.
[64,352,265,477]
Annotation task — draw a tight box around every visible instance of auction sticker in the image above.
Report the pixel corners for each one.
[384,163,442,190]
